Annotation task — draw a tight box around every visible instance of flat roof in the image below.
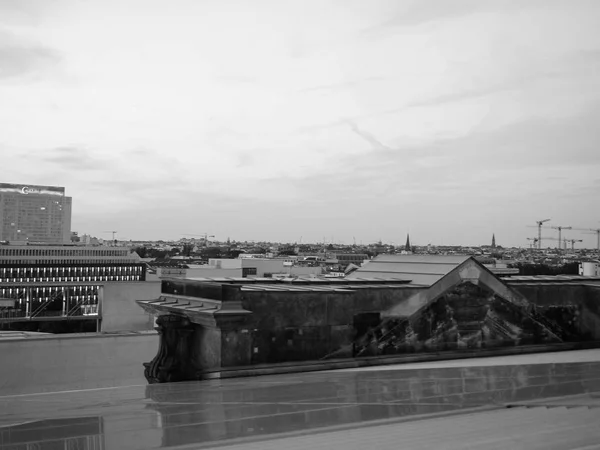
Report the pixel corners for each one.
[239,283,415,293]
[165,277,415,287]
[506,275,600,283]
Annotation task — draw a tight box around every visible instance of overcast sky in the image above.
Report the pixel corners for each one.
[1,0,599,247]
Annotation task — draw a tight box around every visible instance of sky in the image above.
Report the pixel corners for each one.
[1,0,599,247]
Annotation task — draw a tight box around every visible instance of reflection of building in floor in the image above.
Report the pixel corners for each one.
[137,255,600,382]
[0,244,147,332]
[2,350,599,450]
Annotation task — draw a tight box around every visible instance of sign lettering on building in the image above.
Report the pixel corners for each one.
[0,183,65,197]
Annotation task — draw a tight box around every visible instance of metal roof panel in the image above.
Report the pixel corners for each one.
[347,255,470,286]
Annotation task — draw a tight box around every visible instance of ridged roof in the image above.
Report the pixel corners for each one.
[346,254,471,286]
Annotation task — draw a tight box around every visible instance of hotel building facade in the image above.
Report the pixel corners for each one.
[0,183,72,244]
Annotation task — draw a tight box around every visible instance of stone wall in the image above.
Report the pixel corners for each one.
[0,332,157,396]
[239,287,422,364]
[510,283,600,341]
[141,273,600,380]
[100,281,160,332]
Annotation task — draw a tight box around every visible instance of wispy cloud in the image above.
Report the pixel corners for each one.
[215,75,258,84]
[345,120,395,151]
[299,77,388,93]
[265,100,600,204]
[1,0,599,244]
[373,0,486,29]
[362,0,554,34]
[41,146,103,167]
[236,152,255,168]
[0,30,62,81]
[0,0,62,25]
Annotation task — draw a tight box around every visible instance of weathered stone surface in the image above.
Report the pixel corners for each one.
[143,315,196,384]
[139,258,600,383]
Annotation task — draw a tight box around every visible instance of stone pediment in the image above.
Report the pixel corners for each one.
[351,258,565,357]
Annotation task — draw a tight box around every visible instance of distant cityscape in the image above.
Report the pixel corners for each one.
[1,182,599,276]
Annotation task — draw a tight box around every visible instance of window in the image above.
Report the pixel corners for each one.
[242,267,257,277]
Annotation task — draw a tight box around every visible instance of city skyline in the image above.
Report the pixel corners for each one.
[2,0,599,247]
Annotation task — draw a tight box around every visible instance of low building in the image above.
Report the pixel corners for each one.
[152,258,323,280]
[137,255,600,382]
[580,261,600,277]
[156,265,241,279]
[0,243,147,332]
[348,254,519,283]
[210,258,322,278]
[331,253,370,269]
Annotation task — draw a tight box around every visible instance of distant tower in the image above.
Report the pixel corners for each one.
[405,234,411,252]
[491,234,496,249]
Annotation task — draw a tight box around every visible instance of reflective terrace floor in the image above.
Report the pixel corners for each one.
[2,350,600,450]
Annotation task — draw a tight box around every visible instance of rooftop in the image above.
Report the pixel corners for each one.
[506,275,600,283]
[347,254,471,286]
[2,349,599,449]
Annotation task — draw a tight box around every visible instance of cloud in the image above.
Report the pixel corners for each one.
[40,146,107,170]
[264,100,600,206]
[247,102,600,243]
[216,75,258,84]
[236,152,255,168]
[345,120,395,151]
[0,0,50,24]
[294,45,600,138]
[363,0,554,33]
[0,30,62,80]
[376,0,486,29]
[299,77,388,93]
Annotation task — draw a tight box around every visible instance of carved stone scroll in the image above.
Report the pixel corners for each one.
[143,314,196,384]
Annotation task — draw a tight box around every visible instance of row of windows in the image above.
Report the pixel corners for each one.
[1,285,99,299]
[0,248,129,257]
[0,259,136,265]
[336,254,369,261]
[1,275,142,284]
[0,265,144,282]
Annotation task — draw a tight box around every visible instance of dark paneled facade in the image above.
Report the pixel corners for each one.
[140,259,600,381]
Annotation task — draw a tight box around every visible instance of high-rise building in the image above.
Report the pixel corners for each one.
[0,183,72,244]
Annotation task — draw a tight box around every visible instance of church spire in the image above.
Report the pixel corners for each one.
[492,234,496,249]
[405,234,411,252]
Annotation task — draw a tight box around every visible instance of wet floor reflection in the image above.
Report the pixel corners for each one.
[1,361,599,449]
[0,417,104,449]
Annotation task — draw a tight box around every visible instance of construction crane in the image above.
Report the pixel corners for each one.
[586,228,600,252]
[527,219,551,249]
[550,225,571,252]
[571,226,600,252]
[182,233,215,247]
[103,231,118,246]
[534,236,561,249]
[526,237,538,250]
[566,239,583,250]
[103,231,118,240]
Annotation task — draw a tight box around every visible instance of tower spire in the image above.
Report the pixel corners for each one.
[492,234,496,249]
[405,234,411,252]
